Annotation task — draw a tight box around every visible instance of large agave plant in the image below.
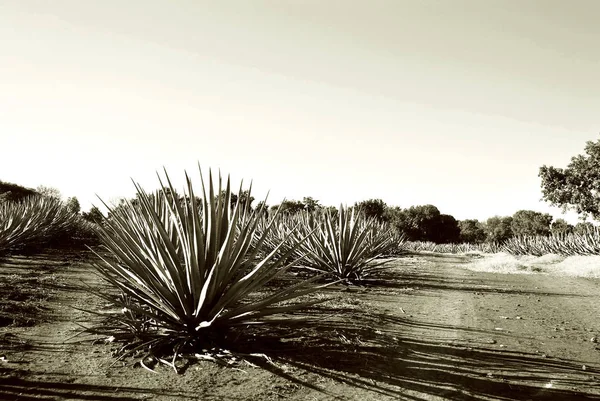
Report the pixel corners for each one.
[0,195,78,255]
[297,206,395,283]
[89,168,329,366]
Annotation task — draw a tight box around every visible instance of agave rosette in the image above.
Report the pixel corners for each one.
[89,167,330,363]
[296,206,394,283]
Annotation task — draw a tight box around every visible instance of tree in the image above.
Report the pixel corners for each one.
[65,196,81,214]
[550,218,574,235]
[393,205,459,243]
[302,197,321,212]
[254,201,269,217]
[271,200,305,215]
[433,214,461,243]
[36,185,61,200]
[511,210,552,237]
[484,216,513,243]
[220,190,254,210]
[82,206,105,224]
[459,219,486,243]
[539,138,600,220]
[355,199,387,221]
[0,181,37,202]
[574,221,596,235]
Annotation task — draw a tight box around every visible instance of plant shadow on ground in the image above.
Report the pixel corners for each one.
[361,266,589,298]
[222,309,600,401]
[0,371,200,401]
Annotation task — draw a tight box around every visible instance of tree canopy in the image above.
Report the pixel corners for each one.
[539,139,600,220]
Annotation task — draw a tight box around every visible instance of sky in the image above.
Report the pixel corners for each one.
[1,0,599,223]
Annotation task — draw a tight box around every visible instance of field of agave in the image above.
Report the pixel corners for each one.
[500,229,600,256]
[403,230,600,257]
[5,166,600,372]
[0,168,408,369]
[0,196,95,255]
[401,241,502,254]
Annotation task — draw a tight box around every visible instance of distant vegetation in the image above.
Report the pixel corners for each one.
[0,181,99,255]
[3,137,600,258]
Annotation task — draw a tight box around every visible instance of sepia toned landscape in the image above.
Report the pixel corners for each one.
[2,1,600,400]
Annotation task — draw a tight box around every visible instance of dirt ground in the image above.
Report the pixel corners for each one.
[2,252,600,400]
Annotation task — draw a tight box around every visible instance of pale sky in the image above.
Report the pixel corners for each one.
[1,1,598,223]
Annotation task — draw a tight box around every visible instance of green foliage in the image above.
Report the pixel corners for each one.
[511,210,552,237]
[539,139,600,220]
[355,199,387,222]
[89,168,329,364]
[484,216,513,243]
[458,219,486,243]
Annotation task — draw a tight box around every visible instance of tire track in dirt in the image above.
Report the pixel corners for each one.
[378,254,600,399]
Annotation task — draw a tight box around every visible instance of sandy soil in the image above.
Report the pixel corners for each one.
[2,252,600,400]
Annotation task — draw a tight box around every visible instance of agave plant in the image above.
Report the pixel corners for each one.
[296,206,395,283]
[0,195,78,255]
[502,228,600,256]
[88,168,330,368]
[401,240,501,254]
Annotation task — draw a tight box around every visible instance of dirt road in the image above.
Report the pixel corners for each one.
[2,253,600,400]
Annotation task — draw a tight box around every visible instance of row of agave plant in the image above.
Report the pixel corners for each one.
[86,168,406,369]
[0,196,91,255]
[401,241,503,254]
[501,228,600,256]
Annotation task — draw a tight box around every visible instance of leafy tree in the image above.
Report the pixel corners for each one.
[550,218,574,235]
[393,205,459,243]
[254,201,269,217]
[433,214,461,243]
[574,221,596,235]
[484,216,513,243]
[459,219,486,243]
[271,200,305,215]
[0,181,37,202]
[36,185,61,200]
[220,189,254,210]
[82,206,105,224]
[511,210,552,237]
[539,139,600,220]
[302,197,321,212]
[65,196,81,214]
[322,206,339,219]
[355,199,387,221]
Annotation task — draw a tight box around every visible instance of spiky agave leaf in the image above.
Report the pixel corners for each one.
[89,167,330,362]
[297,206,395,283]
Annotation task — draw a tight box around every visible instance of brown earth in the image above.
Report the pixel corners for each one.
[2,252,600,400]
